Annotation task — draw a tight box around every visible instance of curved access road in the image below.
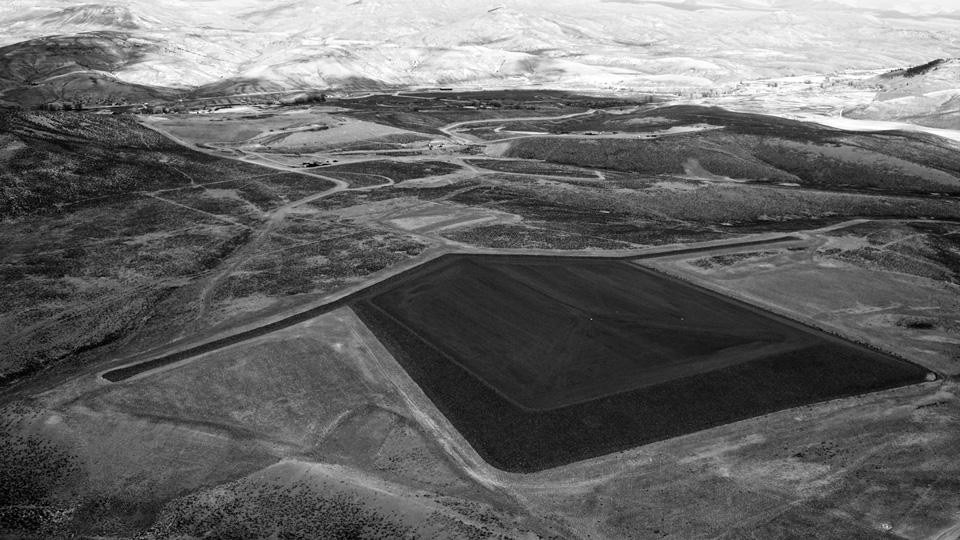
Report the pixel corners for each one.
[99,232,810,383]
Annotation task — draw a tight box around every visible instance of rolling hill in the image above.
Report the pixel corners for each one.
[845,58,960,129]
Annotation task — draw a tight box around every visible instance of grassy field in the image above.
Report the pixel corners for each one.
[356,255,927,472]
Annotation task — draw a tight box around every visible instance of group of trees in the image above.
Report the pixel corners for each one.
[30,89,329,114]
[36,101,84,111]
[278,92,327,105]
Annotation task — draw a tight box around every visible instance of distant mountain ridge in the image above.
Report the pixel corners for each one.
[0,0,959,109]
[17,4,159,31]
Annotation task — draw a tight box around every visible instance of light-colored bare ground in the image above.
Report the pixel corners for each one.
[251,119,420,152]
[378,200,521,235]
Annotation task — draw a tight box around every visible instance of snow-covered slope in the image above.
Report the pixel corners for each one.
[845,59,960,129]
[1,0,958,101]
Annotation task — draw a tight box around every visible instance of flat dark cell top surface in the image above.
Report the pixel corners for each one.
[371,257,814,410]
[355,255,928,473]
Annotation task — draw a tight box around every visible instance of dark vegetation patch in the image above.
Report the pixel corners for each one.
[649,106,841,140]
[750,142,956,195]
[312,160,957,251]
[834,247,955,283]
[0,195,252,383]
[718,216,854,233]
[518,105,833,139]
[196,179,283,211]
[150,476,414,539]
[798,420,960,538]
[453,173,960,233]
[501,106,960,196]
[158,188,264,227]
[66,493,171,538]
[457,126,533,141]
[399,89,657,106]
[318,171,389,188]
[257,125,332,148]
[690,250,783,269]
[0,403,83,536]
[426,174,960,248]
[824,221,960,283]
[443,224,630,250]
[378,150,425,157]
[499,112,675,135]
[338,110,449,135]
[466,158,598,178]
[882,58,947,79]
[354,255,928,472]
[629,185,960,227]
[344,90,649,112]
[842,132,960,178]
[0,113,184,217]
[505,136,795,183]
[309,179,482,211]
[897,318,937,330]
[337,91,657,135]
[449,180,890,246]
[0,398,282,537]
[0,111,334,218]
[213,219,425,302]
[251,172,336,202]
[0,112,337,385]
[446,183,723,246]
[185,172,334,211]
[325,133,431,152]
[318,160,460,184]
